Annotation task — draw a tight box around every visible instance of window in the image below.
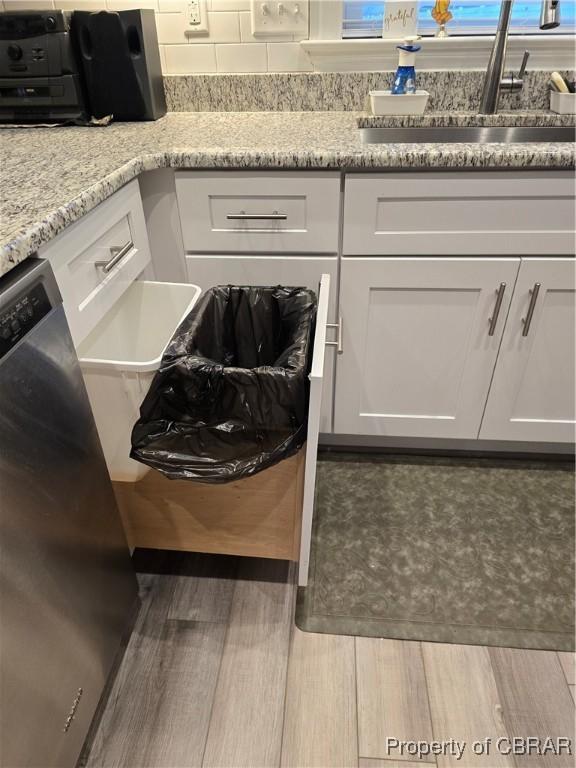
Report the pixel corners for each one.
[342,0,575,37]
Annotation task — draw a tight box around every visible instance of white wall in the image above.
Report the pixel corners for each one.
[1,0,313,74]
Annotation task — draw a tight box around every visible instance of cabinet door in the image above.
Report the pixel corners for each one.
[299,273,331,587]
[186,254,338,434]
[480,258,576,443]
[334,257,520,438]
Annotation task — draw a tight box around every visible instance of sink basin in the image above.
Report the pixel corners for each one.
[359,126,575,144]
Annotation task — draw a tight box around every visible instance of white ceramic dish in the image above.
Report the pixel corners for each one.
[369,89,429,116]
[550,90,576,115]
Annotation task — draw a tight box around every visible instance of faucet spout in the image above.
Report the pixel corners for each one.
[479,0,561,115]
[479,0,514,114]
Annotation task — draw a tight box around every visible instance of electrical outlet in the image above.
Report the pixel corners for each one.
[250,0,308,38]
[186,0,209,36]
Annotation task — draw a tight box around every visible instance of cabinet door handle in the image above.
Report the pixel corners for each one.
[488,282,507,336]
[325,316,343,354]
[95,241,134,273]
[522,282,541,337]
[226,211,287,221]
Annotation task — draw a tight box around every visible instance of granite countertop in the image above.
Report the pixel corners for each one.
[1,110,575,277]
[356,110,576,128]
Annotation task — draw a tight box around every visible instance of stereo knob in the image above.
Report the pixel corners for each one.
[45,16,57,31]
[7,44,23,61]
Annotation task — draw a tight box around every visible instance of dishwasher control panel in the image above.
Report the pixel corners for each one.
[0,282,51,359]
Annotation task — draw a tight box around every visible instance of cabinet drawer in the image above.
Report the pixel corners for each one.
[185,253,338,433]
[344,172,576,256]
[40,180,151,346]
[176,171,340,254]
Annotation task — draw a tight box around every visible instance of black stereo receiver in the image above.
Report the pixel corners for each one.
[0,10,87,122]
[0,8,166,124]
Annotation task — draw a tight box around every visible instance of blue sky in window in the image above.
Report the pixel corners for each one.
[342,0,575,35]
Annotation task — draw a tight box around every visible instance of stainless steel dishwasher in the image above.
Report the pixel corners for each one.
[0,258,139,768]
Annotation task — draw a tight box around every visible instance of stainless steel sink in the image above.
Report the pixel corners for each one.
[359,126,575,144]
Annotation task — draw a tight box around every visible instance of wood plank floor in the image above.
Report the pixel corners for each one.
[84,552,575,768]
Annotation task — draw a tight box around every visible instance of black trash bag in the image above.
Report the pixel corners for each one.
[130,284,317,483]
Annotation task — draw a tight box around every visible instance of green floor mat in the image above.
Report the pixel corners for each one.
[296,453,575,651]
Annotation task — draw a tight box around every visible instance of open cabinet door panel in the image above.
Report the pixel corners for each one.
[298,273,332,587]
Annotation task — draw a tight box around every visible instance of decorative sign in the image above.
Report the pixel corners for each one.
[382,1,419,38]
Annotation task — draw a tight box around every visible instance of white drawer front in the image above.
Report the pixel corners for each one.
[176,171,341,254]
[344,172,576,256]
[185,253,337,434]
[67,215,133,309]
[40,180,151,346]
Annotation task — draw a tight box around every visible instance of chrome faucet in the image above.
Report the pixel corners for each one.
[479,0,561,114]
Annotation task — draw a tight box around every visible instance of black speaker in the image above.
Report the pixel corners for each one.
[71,9,166,121]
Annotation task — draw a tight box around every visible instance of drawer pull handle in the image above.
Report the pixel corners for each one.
[226,210,288,221]
[325,316,343,354]
[488,282,506,336]
[95,241,134,273]
[522,282,541,337]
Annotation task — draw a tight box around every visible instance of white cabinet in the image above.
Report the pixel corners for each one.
[185,253,338,433]
[334,256,520,439]
[176,171,341,254]
[177,170,342,434]
[343,172,576,256]
[39,180,152,347]
[480,258,576,443]
[338,171,575,447]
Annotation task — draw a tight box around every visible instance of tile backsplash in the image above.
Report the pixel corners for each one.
[0,0,313,74]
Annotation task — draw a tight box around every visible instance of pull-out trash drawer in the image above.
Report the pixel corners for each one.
[110,275,332,587]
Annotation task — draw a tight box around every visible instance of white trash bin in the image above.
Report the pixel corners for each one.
[78,280,201,482]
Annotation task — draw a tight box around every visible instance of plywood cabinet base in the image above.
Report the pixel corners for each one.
[112,449,305,561]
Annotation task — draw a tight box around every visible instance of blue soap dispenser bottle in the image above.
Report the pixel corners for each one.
[392,39,421,95]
